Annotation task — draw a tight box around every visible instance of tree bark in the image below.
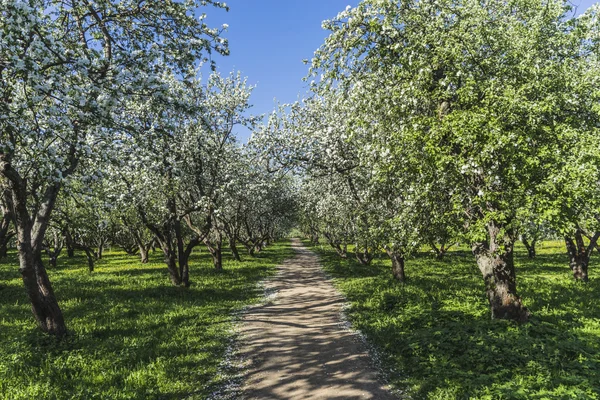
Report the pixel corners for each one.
[429,241,450,260]
[206,238,223,271]
[473,222,529,322]
[354,244,374,265]
[0,207,14,259]
[163,247,182,286]
[385,248,406,282]
[65,230,75,258]
[82,246,95,272]
[565,230,599,282]
[44,234,64,269]
[324,232,347,258]
[522,238,536,259]
[139,244,149,264]
[21,252,68,336]
[4,162,67,336]
[96,237,105,260]
[229,238,241,261]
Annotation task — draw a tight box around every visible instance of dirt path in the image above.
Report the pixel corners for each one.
[239,238,397,400]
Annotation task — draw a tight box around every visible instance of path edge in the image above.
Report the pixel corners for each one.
[304,240,409,399]
[204,241,298,400]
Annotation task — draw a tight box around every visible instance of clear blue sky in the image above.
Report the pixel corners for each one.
[205,0,359,141]
[204,0,597,142]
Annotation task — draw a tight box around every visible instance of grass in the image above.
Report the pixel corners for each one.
[0,240,293,400]
[306,240,600,399]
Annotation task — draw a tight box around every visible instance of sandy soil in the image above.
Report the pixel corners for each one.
[239,239,397,400]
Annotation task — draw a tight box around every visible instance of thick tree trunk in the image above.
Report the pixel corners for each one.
[139,245,149,264]
[522,238,536,259]
[206,239,223,271]
[179,238,199,288]
[565,231,599,282]
[20,251,68,336]
[385,248,406,282]
[473,223,529,322]
[163,248,182,286]
[8,177,67,336]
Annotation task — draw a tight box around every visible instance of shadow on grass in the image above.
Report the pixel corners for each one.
[309,243,600,399]
[0,239,294,400]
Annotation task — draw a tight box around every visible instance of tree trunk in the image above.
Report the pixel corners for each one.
[325,233,347,258]
[139,244,149,264]
[385,248,406,282]
[179,237,199,288]
[355,244,373,265]
[206,239,223,271]
[20,251,68,336]
[0,210,13,259]
[83,247,95,272]
[97,237,105,260]
[522,238,536,259]
[9,179,67,335]
[65,230,75,258]
[229,240,241,261]
[565,231,599,282]
[163,248,182,286]
[0,241,7,259]
[473,222,529,322]
[429,241,445,260]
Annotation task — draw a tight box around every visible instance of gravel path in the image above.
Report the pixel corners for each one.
[239,238,397,400]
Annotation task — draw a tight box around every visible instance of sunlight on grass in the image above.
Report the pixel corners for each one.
[307,239,600,399]
[0,241,293,400]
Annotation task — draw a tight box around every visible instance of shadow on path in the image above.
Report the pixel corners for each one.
[240,239,397,400]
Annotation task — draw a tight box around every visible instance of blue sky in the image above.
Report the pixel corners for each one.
[204,0,597,142]
[205,0,359,141]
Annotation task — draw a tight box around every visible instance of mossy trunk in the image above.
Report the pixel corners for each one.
[473,223,529,322]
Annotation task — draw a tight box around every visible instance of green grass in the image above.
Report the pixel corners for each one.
[307,240,600,399]
[0,240,293,400]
